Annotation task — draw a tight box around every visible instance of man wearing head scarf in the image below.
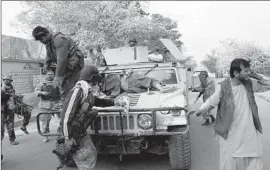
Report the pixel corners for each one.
[32,26,84,109]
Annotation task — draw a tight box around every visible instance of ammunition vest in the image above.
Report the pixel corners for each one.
[214,78,262,139]
[46,32,84,70]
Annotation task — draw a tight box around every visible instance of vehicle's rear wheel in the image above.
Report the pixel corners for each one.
[55,142,77,167]
[168,126,191,170]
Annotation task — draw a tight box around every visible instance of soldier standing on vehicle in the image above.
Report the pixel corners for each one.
[34,68,60,143]
[59,66,129,170]
[191,58,270,170]
[193,71,216,126]
[32,26,84,110]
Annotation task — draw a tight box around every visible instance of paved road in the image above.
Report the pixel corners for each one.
[2,95,270,170]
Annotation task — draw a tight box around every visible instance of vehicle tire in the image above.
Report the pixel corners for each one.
[168,126,191,170]
[55,142,77,167]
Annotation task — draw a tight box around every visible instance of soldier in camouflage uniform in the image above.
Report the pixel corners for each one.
[1,75,19,145]
[2,89,11,160]
[35,68,60,142]
[59,66,129,170]
[32,26,84,110]
[193,71,216,126]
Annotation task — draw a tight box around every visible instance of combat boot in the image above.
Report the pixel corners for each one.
[10,141,19,145]
[201,119,211,126]
[21,126,29,135]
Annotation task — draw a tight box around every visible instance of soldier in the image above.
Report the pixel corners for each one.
[1,89,11,161]
[94,45,107,67]
[32,26,84,110]
[193,71,216,126]
[59,66,129,170]
[1,75,19,145]
[34,68,60,142]
[128,38,137,47]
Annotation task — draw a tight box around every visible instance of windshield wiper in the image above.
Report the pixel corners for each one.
[144,63,158,76]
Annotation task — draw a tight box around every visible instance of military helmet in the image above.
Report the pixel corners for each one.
[128,38,137,43]
[79,66,101,82]
[2,75,13,81]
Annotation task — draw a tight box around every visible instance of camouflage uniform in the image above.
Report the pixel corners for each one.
[1,90,9,160]
[1,83,16,142]
[1,90,10,141]
[14,94,32,132]
[45,32,84,100]
[59,66,117,170]
[194,71,216,124]
[72,135,97,170]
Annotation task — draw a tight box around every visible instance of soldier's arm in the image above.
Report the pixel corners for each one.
[1,85,9,96]
[11,84,16,96]
[94,97,115,107]
[54,37,69,78]
[44,48,53,68]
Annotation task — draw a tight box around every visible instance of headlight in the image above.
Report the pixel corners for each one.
[170,110,185,116]
[160,110,170,115]
[137,114,153,130]
[170,110,180,116]
[159,105,170,115]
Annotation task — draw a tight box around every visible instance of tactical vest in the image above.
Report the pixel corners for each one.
[66,87,98,143]
[2,84,15,96]
[214,78,262,139]
[46,32,84,70]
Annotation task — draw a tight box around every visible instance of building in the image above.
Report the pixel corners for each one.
[1,35,46,93]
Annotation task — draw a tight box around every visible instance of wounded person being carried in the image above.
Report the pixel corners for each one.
[99,69,175,97]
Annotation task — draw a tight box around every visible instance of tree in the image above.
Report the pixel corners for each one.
[201,49,219,74]
[12,1,182,54]
[217,38,270,76]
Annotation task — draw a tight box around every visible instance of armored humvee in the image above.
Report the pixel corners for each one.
[37,39,197,170]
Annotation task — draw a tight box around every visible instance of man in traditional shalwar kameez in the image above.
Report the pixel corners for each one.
[192,58,270,170]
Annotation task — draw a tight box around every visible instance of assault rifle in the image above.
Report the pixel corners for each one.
[52,138,79,170]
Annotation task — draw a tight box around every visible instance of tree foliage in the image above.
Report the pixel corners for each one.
[202,38,270,76]
[12,1,182,53]
[201,49,219,74]
[219,38,270,75]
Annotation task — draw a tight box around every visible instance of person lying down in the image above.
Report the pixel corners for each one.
[99,69,176,98]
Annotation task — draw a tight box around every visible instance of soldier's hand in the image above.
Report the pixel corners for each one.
[115,96,130,107]
[38,91,49,96]
[42,91,50,95]
[65,137,76,148]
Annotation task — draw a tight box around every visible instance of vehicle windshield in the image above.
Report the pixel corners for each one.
[133,69,178,85]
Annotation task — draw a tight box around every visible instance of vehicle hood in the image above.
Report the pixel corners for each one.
[130,88,186,109]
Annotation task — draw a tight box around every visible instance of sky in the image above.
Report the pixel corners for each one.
[2,1,270,62]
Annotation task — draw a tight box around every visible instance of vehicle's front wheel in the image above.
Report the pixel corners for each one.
[168,126,191,170]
